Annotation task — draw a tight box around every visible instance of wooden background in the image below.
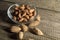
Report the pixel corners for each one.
[0,0,60,40]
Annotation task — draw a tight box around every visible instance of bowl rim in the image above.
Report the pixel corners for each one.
[7,4,38,24]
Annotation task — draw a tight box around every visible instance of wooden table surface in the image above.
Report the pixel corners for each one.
[0,0,60,40]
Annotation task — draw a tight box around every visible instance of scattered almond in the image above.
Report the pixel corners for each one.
[13,16,16,21]
[21,24,28,32]
[29,20,40,27]
[33,28,44,35]
[11,26,21,33]
[19,31,24,40]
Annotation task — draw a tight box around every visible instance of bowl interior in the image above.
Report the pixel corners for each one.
[7,4,37,24]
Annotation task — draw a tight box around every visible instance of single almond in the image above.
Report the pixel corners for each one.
[19,18,24,22]
[15,11,19,15]
[29,9,34,13]
[15,6,19,10]
[33,28,44,35]
[19,31,24,40]
[26,5,30,9]
[25,15,29,19]
[29,16,34,21]
[22,12,26,17]
[21,24,28,32]
[18,13,21,18]
[20,5,25,10]
[29,20,40,27]
[25,9,29,14]
[29,13,33,16]
[13,16,16,21]
[24,18,27,22]
[11,26,21,33]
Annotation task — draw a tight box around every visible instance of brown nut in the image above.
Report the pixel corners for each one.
[19,18,24,22]
[22,12,26,17]
[29,13,33,16]
[32,28,44,35]
[25,9,29,14]
[24,18,27,22]
[11,26,21,33]
[19,31,24,40]
[26,5,30,9]
[18,13,22,18]
[25,15,29,19]
[13,16,16,21]
[15,6,19,10]
[29,16,34,21]
[15,11,19,15]
[29,20,40,27]
[21,24,28,32]
[20,5,25,10]
[29,9,34,13]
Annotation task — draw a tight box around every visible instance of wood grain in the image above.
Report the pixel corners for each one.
[0,1,60,40]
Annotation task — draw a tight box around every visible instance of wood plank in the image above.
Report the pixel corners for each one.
[37,8,60,39]
[4,0,60,12]
[0,1,60,40]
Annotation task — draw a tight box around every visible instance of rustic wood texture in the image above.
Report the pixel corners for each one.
[0,0,60,40]
[4,0,60,12]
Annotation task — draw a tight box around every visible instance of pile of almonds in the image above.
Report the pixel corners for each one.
[10,4,43,40]
[12,4,36,23]
[10,15,43,40]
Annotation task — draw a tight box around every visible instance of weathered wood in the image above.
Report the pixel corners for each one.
[0,1,60,40]
[4,0,60,12]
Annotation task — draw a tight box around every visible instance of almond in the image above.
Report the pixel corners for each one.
[29,9,34,13]
[25,15,29,19]
[18,13,21,18]
[15,6,19,10]
[32,28,44,35]
[24,18,27,22]
[13,16,16,21]
[20,5,25,10]
[22,12,26,17]
[11,26,21,33]
[19,31,24,40]
[29,20,40,27]
[21,24,28,32]
[29,13,33,16]
[19,18,24,22]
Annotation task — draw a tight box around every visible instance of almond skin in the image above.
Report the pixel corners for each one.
[20,5,25,10]
[29,9,34,13]
[29,20,40,27]
[19,18,24,22]
[11,26,21,33]
[19,31,24,40]
[25,15,29,19]
[32,28,44,35]
[13,16,16,21]
[21,24,28,32]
